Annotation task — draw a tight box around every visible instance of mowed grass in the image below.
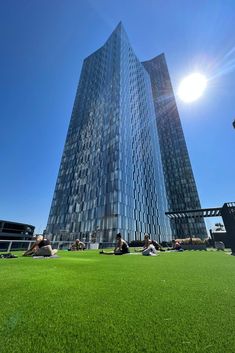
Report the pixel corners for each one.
[0,251,235,353]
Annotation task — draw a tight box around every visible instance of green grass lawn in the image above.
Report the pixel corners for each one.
[0,250,235,353]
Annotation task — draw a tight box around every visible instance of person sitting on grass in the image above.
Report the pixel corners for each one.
[100,233,130,255]
[173,240,184,251]
[23,235,58,257]
[167,239,184,252]
[70,239,86,251]
[142,234,158,256]
[151,239,165,252]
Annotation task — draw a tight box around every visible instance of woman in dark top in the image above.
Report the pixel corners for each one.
[100,233,130,255]
[23,235,57,256]
[38,237,51,248]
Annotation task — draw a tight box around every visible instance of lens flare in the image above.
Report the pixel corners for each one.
[178,73,207,103]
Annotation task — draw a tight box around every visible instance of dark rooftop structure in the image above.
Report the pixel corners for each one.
[166,207,222,219]
[166,202,235,253]
[0,220,35,240]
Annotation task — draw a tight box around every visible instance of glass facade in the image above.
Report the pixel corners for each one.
[46,23,171,242]
[143,54,207,238]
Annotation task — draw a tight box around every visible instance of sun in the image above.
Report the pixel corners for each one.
[178,73,207,103]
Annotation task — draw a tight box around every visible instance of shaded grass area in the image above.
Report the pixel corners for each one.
[0,251,235,353]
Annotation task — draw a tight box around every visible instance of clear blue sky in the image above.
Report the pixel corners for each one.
[1,0,235,233]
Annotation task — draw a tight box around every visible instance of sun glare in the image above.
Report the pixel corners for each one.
[178,73,207,103]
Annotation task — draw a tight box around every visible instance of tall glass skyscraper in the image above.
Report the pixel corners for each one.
[47,23,206,241]
[143,54,207,238]
[47,23,171,242]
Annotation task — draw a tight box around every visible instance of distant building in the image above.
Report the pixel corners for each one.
[0,220,35,240]
[46,23,206,241]
[143,54,207,238]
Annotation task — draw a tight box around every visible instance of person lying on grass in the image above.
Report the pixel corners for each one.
[23,235,58,257]
[69,239,86,251]
[100,233,130,255]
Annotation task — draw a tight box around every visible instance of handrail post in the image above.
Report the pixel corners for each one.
[7,241,12,253]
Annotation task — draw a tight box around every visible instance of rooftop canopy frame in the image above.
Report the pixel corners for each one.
[165,202,235,253]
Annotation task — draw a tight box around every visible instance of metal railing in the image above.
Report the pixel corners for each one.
[0,240,116,252]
